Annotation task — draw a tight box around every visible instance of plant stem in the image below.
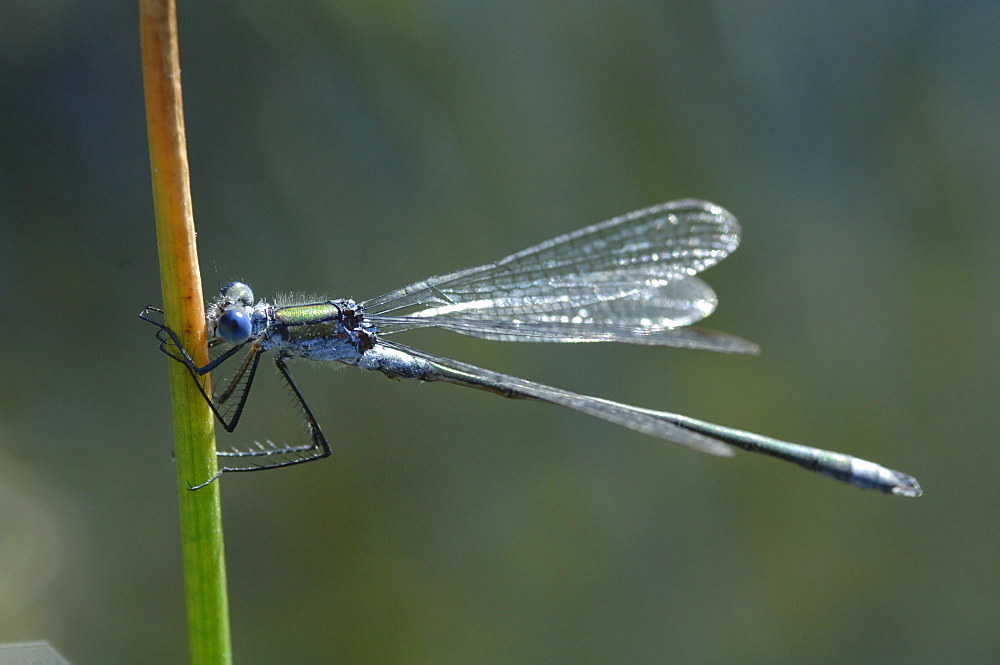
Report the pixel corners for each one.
[139,1,233,662]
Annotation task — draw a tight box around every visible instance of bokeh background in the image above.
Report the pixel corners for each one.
[2,1,998,663]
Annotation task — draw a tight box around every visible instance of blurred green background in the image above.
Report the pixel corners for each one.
[2,1,998,663]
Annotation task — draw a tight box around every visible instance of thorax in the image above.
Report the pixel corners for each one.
[259,298,376,363]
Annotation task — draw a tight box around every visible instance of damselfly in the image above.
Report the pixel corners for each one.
[141,199,921,496]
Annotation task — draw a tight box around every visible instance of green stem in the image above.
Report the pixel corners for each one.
[139,1,233,662]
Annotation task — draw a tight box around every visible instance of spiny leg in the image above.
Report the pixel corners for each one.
[140,306,266,432]
[191,356,332,489]
[209,340,264,432]
[139,307,245,375]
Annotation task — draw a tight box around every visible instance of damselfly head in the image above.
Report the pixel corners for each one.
[208,281,257,344]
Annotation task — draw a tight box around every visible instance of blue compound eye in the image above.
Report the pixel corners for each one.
[217,309,252,344]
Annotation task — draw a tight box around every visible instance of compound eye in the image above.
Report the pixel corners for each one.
[217,309,252,344]
[220,281,254,307]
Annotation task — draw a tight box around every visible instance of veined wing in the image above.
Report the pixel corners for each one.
[364,199,751,352]
[365,199,739,317]
[368,314,759,353]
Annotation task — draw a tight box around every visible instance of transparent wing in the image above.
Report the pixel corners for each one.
[363,199,751,352]
[368,314,759,353]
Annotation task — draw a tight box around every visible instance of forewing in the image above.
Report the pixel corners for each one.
[364,199,740,326]
[364,200,750,351]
